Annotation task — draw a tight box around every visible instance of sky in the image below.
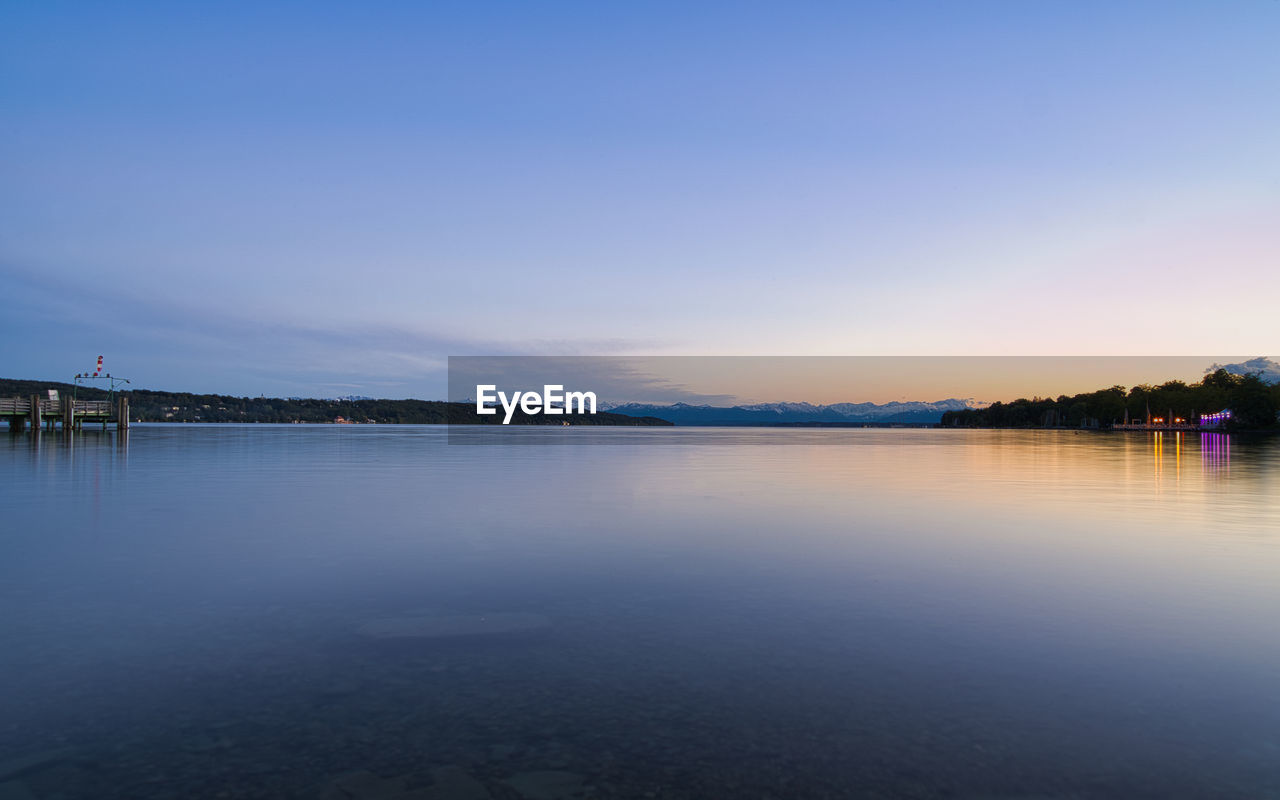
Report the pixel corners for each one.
[2,2,1278,400]
[447,357,1280,406]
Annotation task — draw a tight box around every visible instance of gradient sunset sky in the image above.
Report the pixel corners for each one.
[2,2,1277,399]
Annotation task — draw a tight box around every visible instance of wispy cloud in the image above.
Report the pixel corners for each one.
[0,265,662,397]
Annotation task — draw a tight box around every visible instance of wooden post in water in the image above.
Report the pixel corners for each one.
[63,394,74,432]
[29,395,41,432]
[117,397,130,431]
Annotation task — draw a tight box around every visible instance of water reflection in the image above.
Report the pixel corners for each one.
[1149,430,1232,479]
[0,426,1278,799]
[1202,431,1230,472]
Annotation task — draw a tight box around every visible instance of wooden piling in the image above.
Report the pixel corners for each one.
[29,395,41,431]
[118,397,130,431]
[63,395,74,432]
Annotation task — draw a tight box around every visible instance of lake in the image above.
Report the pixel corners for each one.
[1,425,1278,799]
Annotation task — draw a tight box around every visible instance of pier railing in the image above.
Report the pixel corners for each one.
[2,396,127,431]
[0,397,111,415]
[75,400,112,415]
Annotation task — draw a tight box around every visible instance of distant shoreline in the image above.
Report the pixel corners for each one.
[6,371,1276,431]
[0,378,670,426]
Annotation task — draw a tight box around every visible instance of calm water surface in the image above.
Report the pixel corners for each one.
[1,426,1278,799]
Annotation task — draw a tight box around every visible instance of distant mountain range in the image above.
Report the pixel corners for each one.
[600,399,978,425]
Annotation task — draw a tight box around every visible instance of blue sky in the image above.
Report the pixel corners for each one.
[2,2,1277,398]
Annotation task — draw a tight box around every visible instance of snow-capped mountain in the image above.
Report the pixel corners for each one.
[736,399,976,417]
[598,398,980,425]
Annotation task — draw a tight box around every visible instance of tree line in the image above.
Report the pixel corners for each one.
[940,369,1279,430]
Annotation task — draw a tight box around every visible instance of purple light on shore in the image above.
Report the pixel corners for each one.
[1199,410,1232,428]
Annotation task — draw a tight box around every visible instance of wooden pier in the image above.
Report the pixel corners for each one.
[1,395,129,432]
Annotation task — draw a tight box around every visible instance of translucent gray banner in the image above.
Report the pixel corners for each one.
[445,355,1275,442]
